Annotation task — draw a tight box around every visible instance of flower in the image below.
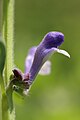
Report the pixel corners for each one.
[25,32,70,84]
[12,31,70,95]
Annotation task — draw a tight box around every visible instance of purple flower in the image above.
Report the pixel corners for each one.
[25,32,70,84]
[12,32,70,95]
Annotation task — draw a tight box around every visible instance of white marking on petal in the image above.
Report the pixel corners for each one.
[39,61,51,75]
[56,49,70,58]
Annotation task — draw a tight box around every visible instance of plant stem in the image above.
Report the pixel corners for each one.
[1,0,15,120]
[3,0,14,84]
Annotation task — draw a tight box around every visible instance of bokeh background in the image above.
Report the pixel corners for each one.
[1,0,80,120]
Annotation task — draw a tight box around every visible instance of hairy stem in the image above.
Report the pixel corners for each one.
[3,0,14,84]
[1,0,15,120]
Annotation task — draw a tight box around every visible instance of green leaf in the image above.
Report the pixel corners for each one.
[0,37,6,75]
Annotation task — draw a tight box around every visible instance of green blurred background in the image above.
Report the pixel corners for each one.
[1,0,80,120]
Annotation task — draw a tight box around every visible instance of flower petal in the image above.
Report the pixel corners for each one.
[39,60,51,75]
[54,48,70,58]
[41,31,64,48]
[28,32,65,84]
[25,46,37,74]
